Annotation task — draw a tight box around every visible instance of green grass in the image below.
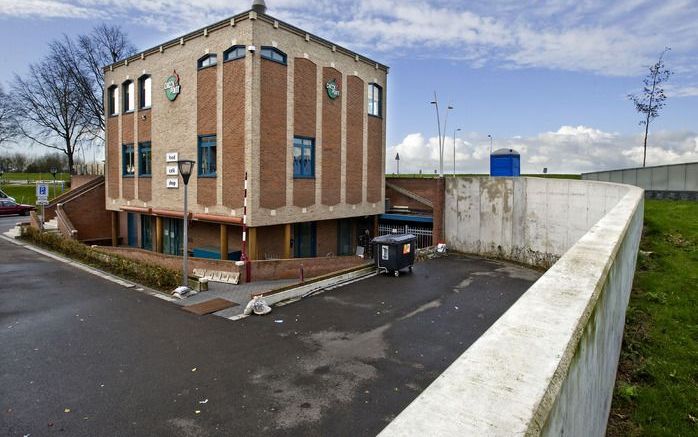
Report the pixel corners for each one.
[386,173,581,179]
[2,172,71,182]
[0,185,64,205]
[608,200,698,436]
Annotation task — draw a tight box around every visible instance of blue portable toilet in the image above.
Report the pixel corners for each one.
[490,148,521,176]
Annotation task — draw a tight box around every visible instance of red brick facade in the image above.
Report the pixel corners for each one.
[197,66,218,207]
[107,118,119,199]
[367,115,383,203]
[138,108,152,202]
[346,76,364,204]
[222,58,246,209]
[293,58,317,207]
[322,67,342,206]
[259,59,288,209]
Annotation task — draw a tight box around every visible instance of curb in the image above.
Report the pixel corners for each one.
[0,234,177,303]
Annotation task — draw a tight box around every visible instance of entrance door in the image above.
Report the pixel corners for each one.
[127,213,137,247]
[163,218,183,256]
[141,215,153,250]
[293,222,316,258]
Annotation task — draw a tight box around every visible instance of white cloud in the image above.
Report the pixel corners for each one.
[2,0,697,77]
[387,125,698,175]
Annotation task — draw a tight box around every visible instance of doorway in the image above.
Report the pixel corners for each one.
[163,217,183,256]
[293,222,316,258]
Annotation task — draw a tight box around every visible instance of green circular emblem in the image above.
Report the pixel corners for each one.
[326,79,340,100]
[164,70,181,102]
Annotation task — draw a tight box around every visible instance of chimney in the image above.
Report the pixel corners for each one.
[252,0,267,14]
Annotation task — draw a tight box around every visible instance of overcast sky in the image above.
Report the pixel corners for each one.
[1,0,697,173]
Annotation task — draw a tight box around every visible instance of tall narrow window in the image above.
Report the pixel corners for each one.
[198,135,217,177]
[293,136,314,178]
[260,47,287,65]
[224,45,246,62]
[138,75,151,109]
[108,86,118,116]
[368,83,382,117]
[122,144,135,176]
[123,80,134,112]
[197,54,217,69]
[138,142,152,176]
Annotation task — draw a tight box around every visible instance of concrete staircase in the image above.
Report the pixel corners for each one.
[3,224,23,239]
[44,218,60,234]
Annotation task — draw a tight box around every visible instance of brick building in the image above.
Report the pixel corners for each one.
[104,1,388,261]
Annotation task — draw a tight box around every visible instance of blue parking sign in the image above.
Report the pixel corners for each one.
[36,183,49,201]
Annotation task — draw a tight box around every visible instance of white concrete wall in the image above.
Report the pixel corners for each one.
[583,161,698,191]
[379,177,644,436]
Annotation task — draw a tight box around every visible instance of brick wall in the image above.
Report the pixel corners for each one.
[123,178,135,200]
[322,67,342,206]
[259,59,288,209]
[107,118,119,199]
[293,58,317,207]
[251,255,366,281]
[197,65,218,207]
[61,181,112,242]
[71,175,100,189]
[255,224,286,260]
[367,115,383,203]
[222,57,246,209]
[316,219,338,256]
[346,76,364,204]
[384,177,445,242]
[138,108,152,202]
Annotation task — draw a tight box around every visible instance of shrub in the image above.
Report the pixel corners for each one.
[21,227,180,291]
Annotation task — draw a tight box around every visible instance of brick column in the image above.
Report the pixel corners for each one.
[155,216,163,253]
[220,224,229,261]
[111,211,120,247]
[433,177,446,244]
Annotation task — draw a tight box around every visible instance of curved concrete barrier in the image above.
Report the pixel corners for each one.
[380,177,644,436]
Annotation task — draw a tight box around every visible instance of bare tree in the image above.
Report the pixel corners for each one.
[628,48,673,167]
[0,84,19,147]
[11,57,92,175]
[9,152,28,172]
[51,24,137,138]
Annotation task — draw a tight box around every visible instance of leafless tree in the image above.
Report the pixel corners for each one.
[11,57,92,175]
[0,84,19,147]
[51,24,137,138]
[628,48,673,167]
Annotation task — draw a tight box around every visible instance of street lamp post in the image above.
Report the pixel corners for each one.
[175,159,195,297]
[0,166,4,188]
[50,167,58,199]
[453,128,461,176]
[395,153,400,175]
[488,134,493,154]
[430,94,442,176]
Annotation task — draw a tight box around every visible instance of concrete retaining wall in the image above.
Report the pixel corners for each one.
[380,177,644,436]
[582,162,698,199]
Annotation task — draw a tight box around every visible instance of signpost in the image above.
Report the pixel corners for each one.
[36,182,49,230]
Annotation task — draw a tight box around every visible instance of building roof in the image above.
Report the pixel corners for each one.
[492,148,520,156]
[103,9,389,73]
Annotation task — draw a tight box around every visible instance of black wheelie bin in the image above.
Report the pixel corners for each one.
[372,233,417,277]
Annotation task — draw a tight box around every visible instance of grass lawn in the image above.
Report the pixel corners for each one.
[1,185,64,205]
[608,199,698,436]
[2,172,71,182]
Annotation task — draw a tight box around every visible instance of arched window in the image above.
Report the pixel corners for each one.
[107,85,119,116]
[260,46,287,65]
[368,83,382,117]
[122,80,134,112]
[224,45,246,62]
[197,54,217,69]
[138,75,151,109]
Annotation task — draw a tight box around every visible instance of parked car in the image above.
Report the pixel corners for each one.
[0,189,16,203]
[0,199,35,216]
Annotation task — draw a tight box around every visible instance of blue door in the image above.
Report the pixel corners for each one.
[127,213,137,247]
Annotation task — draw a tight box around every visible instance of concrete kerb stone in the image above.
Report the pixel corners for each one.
[0,235,177,303]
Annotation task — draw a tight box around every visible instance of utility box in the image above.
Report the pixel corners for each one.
[490,148,521,176]
[372,233,416,277]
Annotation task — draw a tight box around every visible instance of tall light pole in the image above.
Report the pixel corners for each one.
[0,166,4,188]
[176,159,195,297]
[430,93,442,177]
[453,128,461,176]
[442,105,453,176]
[395,152,400,175]
[488,134,493,154]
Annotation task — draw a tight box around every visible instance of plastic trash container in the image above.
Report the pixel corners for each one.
[372,234,417,277]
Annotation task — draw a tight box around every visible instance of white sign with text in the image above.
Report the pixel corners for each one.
[166,152,178,162]
[166,165,179,175]
[166,178,179,189]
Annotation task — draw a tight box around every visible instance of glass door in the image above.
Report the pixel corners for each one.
[293,222,316,258]
[163,218,183,256]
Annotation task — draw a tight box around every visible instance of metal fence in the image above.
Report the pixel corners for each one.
[378,223,433,249]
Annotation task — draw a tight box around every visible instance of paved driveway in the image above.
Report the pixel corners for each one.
[0,237,540,436]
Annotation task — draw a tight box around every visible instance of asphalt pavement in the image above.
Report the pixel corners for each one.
[0,215,25,234]
[0,236,540,436]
